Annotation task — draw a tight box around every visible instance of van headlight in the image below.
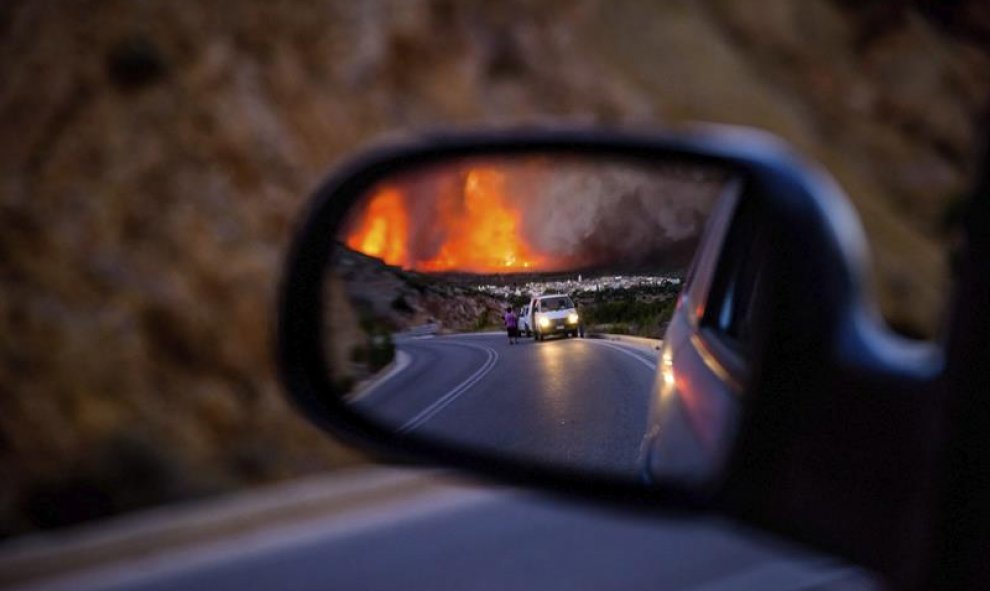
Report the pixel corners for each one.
[538,316,550,328]
[567,313,579,324]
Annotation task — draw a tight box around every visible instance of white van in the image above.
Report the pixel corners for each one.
[518,304,532,337]
[527,294,581,341]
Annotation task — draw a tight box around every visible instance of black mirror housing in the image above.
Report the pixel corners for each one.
[714,153,942,585]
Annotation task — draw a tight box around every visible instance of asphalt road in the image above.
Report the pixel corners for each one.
[4,468,879,591]
[352,333,661,480]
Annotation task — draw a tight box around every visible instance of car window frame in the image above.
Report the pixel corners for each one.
[683,180,744,326]
[702,193,769,356]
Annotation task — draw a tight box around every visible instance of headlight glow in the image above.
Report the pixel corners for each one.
[538,316,550,328]
[567,313,579,324]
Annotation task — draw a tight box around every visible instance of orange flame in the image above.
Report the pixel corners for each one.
[344,186,408,266]
[345,168,546,273]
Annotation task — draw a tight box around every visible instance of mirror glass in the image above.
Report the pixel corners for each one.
[323,153,741,483]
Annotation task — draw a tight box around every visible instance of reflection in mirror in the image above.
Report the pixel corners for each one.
[324,154,740,483]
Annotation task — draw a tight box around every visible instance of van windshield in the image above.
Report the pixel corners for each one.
[541,297,574,310]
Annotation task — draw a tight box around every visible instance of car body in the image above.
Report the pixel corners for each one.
[527,294,580,341]
[640,181,748,486]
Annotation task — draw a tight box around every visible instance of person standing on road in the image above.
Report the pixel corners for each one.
[504,306,519,345]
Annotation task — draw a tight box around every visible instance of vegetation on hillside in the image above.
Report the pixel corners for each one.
[578,285,680,339]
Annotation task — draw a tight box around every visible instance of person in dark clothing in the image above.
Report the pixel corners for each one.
[503,306,519,345]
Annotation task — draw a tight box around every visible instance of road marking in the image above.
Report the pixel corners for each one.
[588,340,658,372]
[399,342,499,433]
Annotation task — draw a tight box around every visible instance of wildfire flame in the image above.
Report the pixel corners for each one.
[345,168,547,273]
[344,186,408,266]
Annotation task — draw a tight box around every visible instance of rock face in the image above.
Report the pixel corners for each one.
[332,245,505,335]
[0,0,987,534]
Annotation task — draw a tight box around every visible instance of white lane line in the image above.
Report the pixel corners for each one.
[349,336,492,404]
[346,350,413,403]
[399,342,499,434]
[588,340,658,372]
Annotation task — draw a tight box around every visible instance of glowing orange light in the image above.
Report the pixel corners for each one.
[345,168,548,273]
[421,169,544,272]
[345,186,409,266]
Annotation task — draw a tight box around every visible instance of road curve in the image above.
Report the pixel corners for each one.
[353,333,660,481]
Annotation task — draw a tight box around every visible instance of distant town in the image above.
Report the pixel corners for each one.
[472,274,682,300]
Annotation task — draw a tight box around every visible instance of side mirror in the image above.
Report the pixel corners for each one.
[277,127,941,586]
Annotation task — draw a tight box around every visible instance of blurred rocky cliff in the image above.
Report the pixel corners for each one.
[1,0,987,536]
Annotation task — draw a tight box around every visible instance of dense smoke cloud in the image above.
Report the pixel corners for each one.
[504,159,729,269]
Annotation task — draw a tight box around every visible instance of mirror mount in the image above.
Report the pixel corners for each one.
[712,169,943,585]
